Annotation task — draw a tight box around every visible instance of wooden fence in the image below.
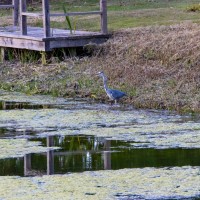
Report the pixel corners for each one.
[0,0,107,37]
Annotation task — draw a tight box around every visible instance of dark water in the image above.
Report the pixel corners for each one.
[1,134,200,177]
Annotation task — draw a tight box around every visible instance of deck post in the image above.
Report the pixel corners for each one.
[42,0,51,37]
[19,0,27,35]
[41,51,47,65]
[13,0,19,26]
[0,48,5,63]
[100,0,108,34]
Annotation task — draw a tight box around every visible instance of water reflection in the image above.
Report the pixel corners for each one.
[0,101,52,110]
[47,136,54,175]
[0,135,200,177]
[23,135,111,176]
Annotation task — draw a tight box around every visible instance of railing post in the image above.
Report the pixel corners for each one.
[19,0,27,35]
[13,0,19,26]
[43,0,51,37]
[100,0,108,34]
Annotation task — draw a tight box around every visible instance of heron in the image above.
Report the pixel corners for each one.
[97,71,127,104]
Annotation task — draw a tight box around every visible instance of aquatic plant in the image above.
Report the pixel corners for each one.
[0,167,199,199]
[0,138,60,159]
[63,5,73,34]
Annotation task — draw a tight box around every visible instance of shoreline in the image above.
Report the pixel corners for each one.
[0,23,200,113]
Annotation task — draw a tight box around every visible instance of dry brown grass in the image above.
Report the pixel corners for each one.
[1,22,200,112]
[87,22,200,112]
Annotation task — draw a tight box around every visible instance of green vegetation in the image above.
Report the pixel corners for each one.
[0,138,59,159]
[2,0,200,30]
[30,0,200,31]
[0,167,199,199]
[186,3,200,12]
[62,5,73,34]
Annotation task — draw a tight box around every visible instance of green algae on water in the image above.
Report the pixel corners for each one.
[0,167,199,200]
[0,138,60,159]
[1,107,200,149]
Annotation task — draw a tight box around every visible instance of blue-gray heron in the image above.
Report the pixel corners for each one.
[97,71,127,104]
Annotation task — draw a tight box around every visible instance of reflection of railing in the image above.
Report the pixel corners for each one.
[104,140,111,169]
[47,136,54,175]
[24,136,111,176]
[0,0,19,26]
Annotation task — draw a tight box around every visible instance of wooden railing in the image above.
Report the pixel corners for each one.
[17,0,107,37]
[0,0,19,26]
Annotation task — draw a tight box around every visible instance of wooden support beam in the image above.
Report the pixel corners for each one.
[21,12,43,17]
[0,48,5,63]
[42,0,51,37]
[0,5,14,9]
[20,0,27,35]
[100,0,108,34]
[41,51,47,65]
[13,0,19,26]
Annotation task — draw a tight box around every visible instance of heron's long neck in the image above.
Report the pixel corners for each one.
[102,76,108,91]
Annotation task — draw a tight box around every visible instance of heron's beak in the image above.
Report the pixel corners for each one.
[96,72,100,77]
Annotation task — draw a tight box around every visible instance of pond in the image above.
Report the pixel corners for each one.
[0,90,200,200]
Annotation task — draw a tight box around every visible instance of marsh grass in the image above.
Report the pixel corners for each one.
[186,3,200,12]
[91,23,200,112]
[3,48,41,63]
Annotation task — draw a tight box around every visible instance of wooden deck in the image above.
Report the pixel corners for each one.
[0,0,109,52]
[0,26,109,51]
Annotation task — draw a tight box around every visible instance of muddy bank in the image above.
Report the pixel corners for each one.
[1,23,200,112]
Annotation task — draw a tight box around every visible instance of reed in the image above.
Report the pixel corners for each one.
[63,4,73,34]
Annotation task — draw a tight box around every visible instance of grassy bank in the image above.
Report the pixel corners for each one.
[1,23,200,112]
[1,1,200,113]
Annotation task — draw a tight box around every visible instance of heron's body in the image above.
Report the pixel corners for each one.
[98,71,127,103]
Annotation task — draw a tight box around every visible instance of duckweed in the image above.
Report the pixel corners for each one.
[0,96,200,149]
[0,138,60,159]
[1,91,200,199]
[0,167,199,199]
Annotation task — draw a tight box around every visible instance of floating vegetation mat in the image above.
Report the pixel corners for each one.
[0,166,199,200]
[0,91,200,199]
[0,90,75,106]
[0,138,60,159]
[0,90,90,110]
[0,107,200,149]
